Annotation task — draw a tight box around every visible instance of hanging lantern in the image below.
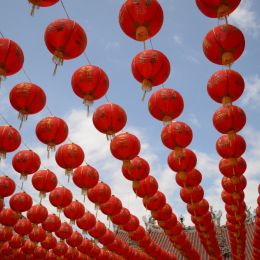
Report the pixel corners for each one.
[44,18,87,74]
[132,49,171,99]
[216,134,246,158]
[98,230,116,246]
[168,148,197,172]
[0,176,16,199]
[77,238,93,255]
[152,203,172,221]
[110,207,131,226]
[110,132,140,166]
[42,214,61,233]
[219,157,246,178]
[33,246,47,259]
[66,231,83,248]
[28,0,59,15]
[88,221,106,239]
[143,191,166,211]
[195,0,241,18]
[175,168,202,188]
[9,233,25,249]
[121,156,150,181]
[0,242,13,256]
[213,105,246,134]
[119,0,163,41]
[55,143,85,180]
[0,38,24,84]
[9,82,46,127]
[92,103,127,140]
[132,175,158,198]
[0,125,21,160]
[0,226,13,243]
[122,215,139,232]
[87,182,111,207]
[41,233,57,250]
[71,65,109,112]
[129,226,145,242]
[65,246,80,259]
[55,222,73,241]
[29,226,46,243]
[203,24,245,66]
[225,202,246,215]
[14,218,33,236]
[221,175,247,193]
[21,240,36,255]
[187,199,209,216]
[63,200,85,224]
[27,204,48,224]
[87,243,100,259]
[221,190,244,205]
[36,116,69,156]
[207,69,245,104]
[76,211,96,233]
[12,149,41,180]
[180,186,204,204]
[9,192,33,213]
[100,195,122,217]
[32,169,58,199]
[148,88,184,124]
[53,241,68,256]
[49,186,73,213]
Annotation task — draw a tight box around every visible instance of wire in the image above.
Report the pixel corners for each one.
[0,113,11,125]
[149,39,154,50]
[60,0,70,19]
[83,51,91,65]
[22,68,32,82]
[0,31,4,38]
[46,105,54,116]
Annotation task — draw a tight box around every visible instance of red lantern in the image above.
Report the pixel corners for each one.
[132,175,158,198]
[221,175,247,193]
[42,214,61,233]
[55,143,85,178]
[213,105,246,134]
[65,247,79,259]
[35,116,68,155]
[100,195,122,217]
[0,38,24,83]
[0,176,16,198]
[225,202,246,215]
[87,243,100,259]
[187,199,209,216]
[41,234,57,250]
[53,241,68,256]
[148,88,184,123]
[88,221,106,239]
[87,182,111,206]
[28,0,59,15]
[77,238,93,255]
[44,18,87,73]
[207,69,245,104]
[93,103,127,139]
[203,24,245,66]
[12,150,41,180]
[219,157,246,177]
[0,226,12,243]
[33,246,47,259]
[76,211,96,232]
[221,190,244,205]
[14,218,33,236]
[216,134,246,158]
[45,250,58,259]
[0,125,21,160]
[195,0,241,18]
[180,186,204,204]
[110,207,131,226]
[9,82,46,126]
[27,204,48,224]
[71,65,109,111]
[9,233,25,249]
[119,0,163,41]
[98,230,115,246]
[168,148,197,172]
[49,186,73,212]
[55,222,73,240]
[110,132,140,166]
[32,169,58,198]
[66,231,83,248]
[0,242,13,256]
[175,169,202,188]
[121,156,150,181]
[129,226,145,241]
[63,200,85,224]
[161,121,193,150]
[152,203,172,221]
[29,226,46,243]
[122,215,139,232]
[131,49,170,99]
[21,240,36,255]
[9,192,32,213]
[143,191,166,211]
[73,164,99,195]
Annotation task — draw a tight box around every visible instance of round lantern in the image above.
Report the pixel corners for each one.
[100,195,122,217]
[180,186,204,204]
[27,204,48,224]
[110,207,131,226]
[55,143,85,179]
[9,233,25,249]
[73,164,99,196]
[203,24,245,66]
[53,241,68,256]
[44,18,87,74]
[71,65,109,111]
[55,222,73,240]
[92,103,127,139]
[175,168,202,188]
[35,116,68,155]
[33,246,47,259]
[110,132,140,166]
[121,156,150,181]
[32,169,58,199]
[63,200,85,224]
[66,231,83,248]
[49,186,73,213]
[0,242,13,256]
[12,149,41,180]
[119,0,163,41]
[9,82,46,126]
[152,203,172,221]
[88,221,106,239]
[0,226,12,243]
[216,134,246,158]
[148,88,184,123]
[0,125,21,160]
[87,243,100,259]
[41,234,57,250]
[9,192,33,213]
[21,240,36,255]
[0,175,16,198]
[122,215,139,232]
[29,226,46,243]
[207,69,245,104]
[77,238,93,255]
[195,0,241,18]
[28,0,59,15]
[14,218,33,236]
[87,182,111,207]
[219,157,246,177]
[0,38,24,83]
[65,246,80,259]
[132,175,158,198]
[129,226,145,242]
[168,148,197,172]
[221,175,247,193]
[42,214,61,233]
[187,199,209,216]
[76,211,96,232]
[143,191,166,211]
[131,49,171,99]
[98,230,116,246]
[221,190,244,205]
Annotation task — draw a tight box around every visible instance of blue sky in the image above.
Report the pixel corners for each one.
[0,0,259,227]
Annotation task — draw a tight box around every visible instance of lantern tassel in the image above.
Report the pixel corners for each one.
[30,4,36,16]
[52,55,64,75]
[0,75,6,87]
[141,90,147,101]
[18,112,28,129]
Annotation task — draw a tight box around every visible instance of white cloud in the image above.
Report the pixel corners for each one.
[173,34,183,45]
[188,113,201,128]
[185,54,200,64]
[105,41,120,50]
[242,74,260,108]
[229,0,260,37]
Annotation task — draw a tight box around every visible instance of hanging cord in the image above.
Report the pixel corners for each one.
[149,39,154,50]
[46,105,54,116]
[22,68,32,82]
[83,52,91,65]
[60,0,71,19]
[0,31,4,38]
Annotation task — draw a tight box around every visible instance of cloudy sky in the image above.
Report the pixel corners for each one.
[0,0,259,228]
